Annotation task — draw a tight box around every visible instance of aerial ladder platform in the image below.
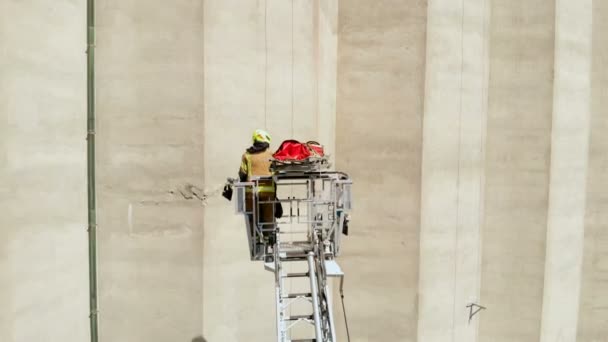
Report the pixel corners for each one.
[230,158,352,342]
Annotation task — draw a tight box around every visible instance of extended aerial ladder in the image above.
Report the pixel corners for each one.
[230,158,352,342]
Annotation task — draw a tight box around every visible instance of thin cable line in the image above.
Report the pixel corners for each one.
[313,0,320,141]
[264,0,268,130]
[288,2,295,329]
[475,1,489,340]
[341,291,351,342]
[452,1,466,341]
[291,0,295,137]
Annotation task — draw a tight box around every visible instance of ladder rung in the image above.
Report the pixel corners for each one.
[280,255,308,261]
[282,292,312,299]
[285,314,313,322]
[277,250,310,258]
[282,272,309,278]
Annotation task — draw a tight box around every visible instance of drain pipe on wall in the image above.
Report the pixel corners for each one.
[86,0,99,340]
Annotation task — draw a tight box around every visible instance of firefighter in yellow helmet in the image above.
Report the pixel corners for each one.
[239,129,276,246]
[238,129,273,183]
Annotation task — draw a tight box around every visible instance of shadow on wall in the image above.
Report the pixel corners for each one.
[192,336,207,342]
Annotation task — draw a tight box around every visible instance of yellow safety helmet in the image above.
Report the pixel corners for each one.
[252,129,272,144]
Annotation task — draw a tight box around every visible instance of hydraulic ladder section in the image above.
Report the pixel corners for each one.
[232,169,352,342]
[271,235,341,341]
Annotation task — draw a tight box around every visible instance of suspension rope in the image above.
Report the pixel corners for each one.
[264,0,268,130]
[340,286,352,342]
[291,0,295,137]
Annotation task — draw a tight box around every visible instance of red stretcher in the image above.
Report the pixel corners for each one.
[271,140,330,172]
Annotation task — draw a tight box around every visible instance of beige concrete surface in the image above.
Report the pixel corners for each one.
[202,1,273,340]
[541,1,592,340]
[202,1,323,340]
[418,1,488,341]
[336,1,427,341]
[0,0,88,341]
[578,1,608,340]
[4,1,608,341]
[316,0,338,166]
[479,1,555,341]
[95,1,205,341]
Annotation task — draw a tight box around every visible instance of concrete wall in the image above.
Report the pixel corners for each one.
[541,1,592,340]
[95,1,205,341]
[578,0,608,340]
[336,1,606,342]
[202,1,334,340]
[336,1,427,341]
[0,0,88,341]
[480,1,554,341]
[202,1,273,340]
[3,1,608,341]
[418,1,488,341]
[317,0,339,165]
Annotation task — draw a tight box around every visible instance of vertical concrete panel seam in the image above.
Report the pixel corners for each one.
[578,70,593,342]
[475,0,489,341]
[417,11,428,337]
[452,1,466,340]
[546,0,560,337]
[541,0,593,339]
[201,2,207,334]
[481,0,555,340]
[418,2,429,337]
[200,0,206,334]
[577,10,593,334]
[578,4,605,338]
